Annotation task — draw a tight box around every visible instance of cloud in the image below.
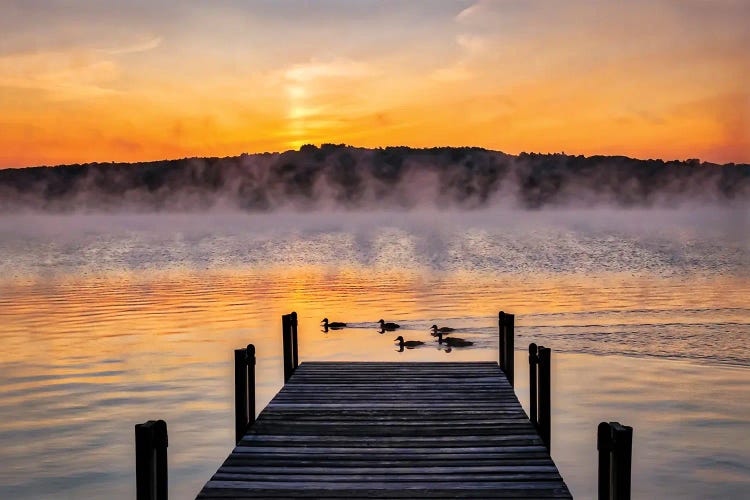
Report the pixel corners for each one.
[429,34,487,82]
[0,51,120,99]
[456,34,487,53]
[456,2,483,22]
[0,35,161,100]
[101,36,163,55]
[284,59,374,83]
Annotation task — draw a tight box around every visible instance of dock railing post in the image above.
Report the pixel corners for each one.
[598,421,633,500]
[507,313,515,386]
[528,343,551,451]
[538,346,551,452]
[528,343,538,427]
[246,344,256,427]
[234,348,248,444]
[498,312,505,371]
[598,423,612,500]
[612,423,633,499]
[498,311,515,386]
[234,344,256,444]
[282,313,294,383]
[291,311,299,370]
[135,419,168,500]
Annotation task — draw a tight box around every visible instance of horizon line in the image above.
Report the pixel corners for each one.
[3,144,748,171]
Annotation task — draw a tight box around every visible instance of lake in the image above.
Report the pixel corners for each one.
[0,209,748,498]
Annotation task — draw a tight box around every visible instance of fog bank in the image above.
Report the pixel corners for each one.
[1,208,746,279]
[1,145,748,212]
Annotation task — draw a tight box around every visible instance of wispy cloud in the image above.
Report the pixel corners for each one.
[456,34,487,53]
[102,36,163,55]
[0,51,120,99]
[284,59,373,83]
[430,34,486,82]
[456,1,483,22]
[0,35,161,99]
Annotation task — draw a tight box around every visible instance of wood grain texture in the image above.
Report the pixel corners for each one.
[197,362,571,499]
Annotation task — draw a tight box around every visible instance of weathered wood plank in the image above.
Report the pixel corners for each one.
[211,473,564,483]
[238,434,543,444]
[217,465,559,474]
[199,480,572,498]
[225,457,554,466]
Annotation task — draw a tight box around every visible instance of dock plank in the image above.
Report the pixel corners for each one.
[197,362,571,499]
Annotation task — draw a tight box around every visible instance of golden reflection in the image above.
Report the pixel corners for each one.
[2,266,748,369]
[0,266,748,498]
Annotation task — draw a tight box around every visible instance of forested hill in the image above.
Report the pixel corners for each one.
[1,145,748,212]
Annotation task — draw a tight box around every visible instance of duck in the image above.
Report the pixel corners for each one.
[436,331,474,347]
[430,324,455,336]
[378,319,400,331]
[394,336,424,349]
[321,318,346,329]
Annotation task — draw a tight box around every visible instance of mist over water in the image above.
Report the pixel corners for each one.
[1,207,747,278]
[2,147,749,212]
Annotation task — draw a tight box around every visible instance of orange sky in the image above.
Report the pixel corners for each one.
[1,0,748,168]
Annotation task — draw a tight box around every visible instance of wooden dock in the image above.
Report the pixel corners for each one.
[197,361,571,498]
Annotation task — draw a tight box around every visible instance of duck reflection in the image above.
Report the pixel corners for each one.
[436,343,453,353]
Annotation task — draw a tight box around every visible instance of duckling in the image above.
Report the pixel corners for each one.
[378,319,400,331]
[394,336,424,349]
[321,318,346,329]
[436,331,474,347]
[430,324,455,336]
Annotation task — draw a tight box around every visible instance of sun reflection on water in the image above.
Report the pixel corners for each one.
[0,265,748,498]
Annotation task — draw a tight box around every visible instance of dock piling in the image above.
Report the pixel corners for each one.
[246,344,256,426]
[538,346,552,451]
[282,313,298,382]
[528,343,552,451]
[498,311,515,386]
[135,419,168,500]
[291,311,299,370]
[234,344,256,444]
[598,421,633,500]
[282,314,291,382]
[529,343,538,427]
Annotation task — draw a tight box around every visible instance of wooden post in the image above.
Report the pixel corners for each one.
[498,311,515,387]
[612,423,633,500]
[498,311,506,371]
[597,421,633,500]
[528,343,539,427]
[234,348,248,444]
[234,344,256,444]
[538,346,551,452]
[246,344,256,427]
[135,419,168,500]
[598,422,612,500]
[282,314,293,383]
[506,313,514,387]
[291,311,299,370]
[527,343,550,450]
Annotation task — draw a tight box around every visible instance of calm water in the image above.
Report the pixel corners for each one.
[0,209,748,499]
